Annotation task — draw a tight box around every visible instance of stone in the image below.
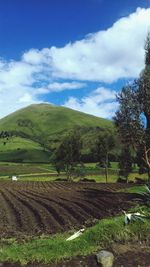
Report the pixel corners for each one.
[96,250,114,267]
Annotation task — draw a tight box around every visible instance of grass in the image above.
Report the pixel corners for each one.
[120,185,147,194]
[85,162,119,170]
[0,104,116,163]
[0,160,148,183]
[0,170,147,183]
[18,175,66,182]
[0,163,56,177]
[0,149,50,163]
[0,206,150,265]
[0,104,113,142]
[85,174,118,183]
[0,136,50,163]
[84,171,148,183]
[0,136,43,151]
[128,172,148,181]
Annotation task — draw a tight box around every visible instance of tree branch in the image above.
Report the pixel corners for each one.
[142,146,150,169]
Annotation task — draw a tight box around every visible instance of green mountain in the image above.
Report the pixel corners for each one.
[0,104,115,162]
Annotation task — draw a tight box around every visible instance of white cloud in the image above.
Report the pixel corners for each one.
[35,82,86,94]
[63,87,118,118]
[22,7,150,84]
[0,7,150,118]
[48,7,150,82]
[47,81,86,91]
[0,85,38,119]
[18,93,35,103]
[0,60,42,118]
[22,48,51,65]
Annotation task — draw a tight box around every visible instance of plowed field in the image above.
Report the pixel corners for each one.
[0,181,137,238]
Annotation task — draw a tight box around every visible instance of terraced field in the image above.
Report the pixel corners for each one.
[0,181,137,238]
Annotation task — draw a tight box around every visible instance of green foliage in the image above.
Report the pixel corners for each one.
[74,163,86,179]
[114,32,150,173]
[125,183,150,209]
[118,147,133,181]
[142,184,150,206]
[114,84,143,148]
[92,133,115,182]
[145,32,150,66]
[53,131,82,180]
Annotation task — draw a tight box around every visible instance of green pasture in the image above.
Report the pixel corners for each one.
[0,136,43,151]
[0,162,56,177]
[0,161,148,183]
[0,136,50,163]
[0,104,114,140]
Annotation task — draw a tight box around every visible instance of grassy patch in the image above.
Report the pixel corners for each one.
[120,185,147,194]
[0,136,43,151]
[85,174,118,183]
[18,175,66,182]
[1,206,150,265]
[84,162,119,170]
[128,172,148,182]
[0,136,50,163]
[0,163,56,178]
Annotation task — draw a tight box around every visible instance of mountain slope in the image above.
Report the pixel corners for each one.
[0,103,115,162]
[0,103,114,139]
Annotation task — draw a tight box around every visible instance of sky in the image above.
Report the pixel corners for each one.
[0,0,150,119]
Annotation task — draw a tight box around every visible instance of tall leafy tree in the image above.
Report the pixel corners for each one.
[118,147,133,182]
[114,33,150,174]
[94,133,115,183]
[54,131,82,180]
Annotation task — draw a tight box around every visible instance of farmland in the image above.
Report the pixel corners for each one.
[0,181,136,238]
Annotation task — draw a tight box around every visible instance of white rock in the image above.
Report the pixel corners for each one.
[96,250,114,267]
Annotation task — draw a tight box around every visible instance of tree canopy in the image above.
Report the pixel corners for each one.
[114,33,150,173]
[92,132,115,182]
[53,131,82,180]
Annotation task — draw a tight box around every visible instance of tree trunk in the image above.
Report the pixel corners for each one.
[105,153,108,183]
[143,146,150,175]
[143,113,150,180]
[105,166,108,183]
[66,164,70,181]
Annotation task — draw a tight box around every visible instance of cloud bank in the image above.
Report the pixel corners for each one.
[0,7,150,118]
[64,87,117,118]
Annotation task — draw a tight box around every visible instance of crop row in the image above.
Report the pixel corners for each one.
[0,181,135,237]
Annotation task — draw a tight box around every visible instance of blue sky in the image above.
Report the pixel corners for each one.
[0,0,150,119]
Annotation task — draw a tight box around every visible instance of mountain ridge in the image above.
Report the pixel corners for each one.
[0,103,115,162]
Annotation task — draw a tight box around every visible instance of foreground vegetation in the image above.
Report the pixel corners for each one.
[0,205,149,265]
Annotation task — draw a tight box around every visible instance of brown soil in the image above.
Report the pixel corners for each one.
[0,181,148,267]
[0,181,139,238]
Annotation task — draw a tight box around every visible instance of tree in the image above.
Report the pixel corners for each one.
[54,131,82,180]
[94,133,115,182]
[118,147,133,182]
[114,33,150,175]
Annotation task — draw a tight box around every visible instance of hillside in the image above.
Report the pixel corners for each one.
[0,103,115,162]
